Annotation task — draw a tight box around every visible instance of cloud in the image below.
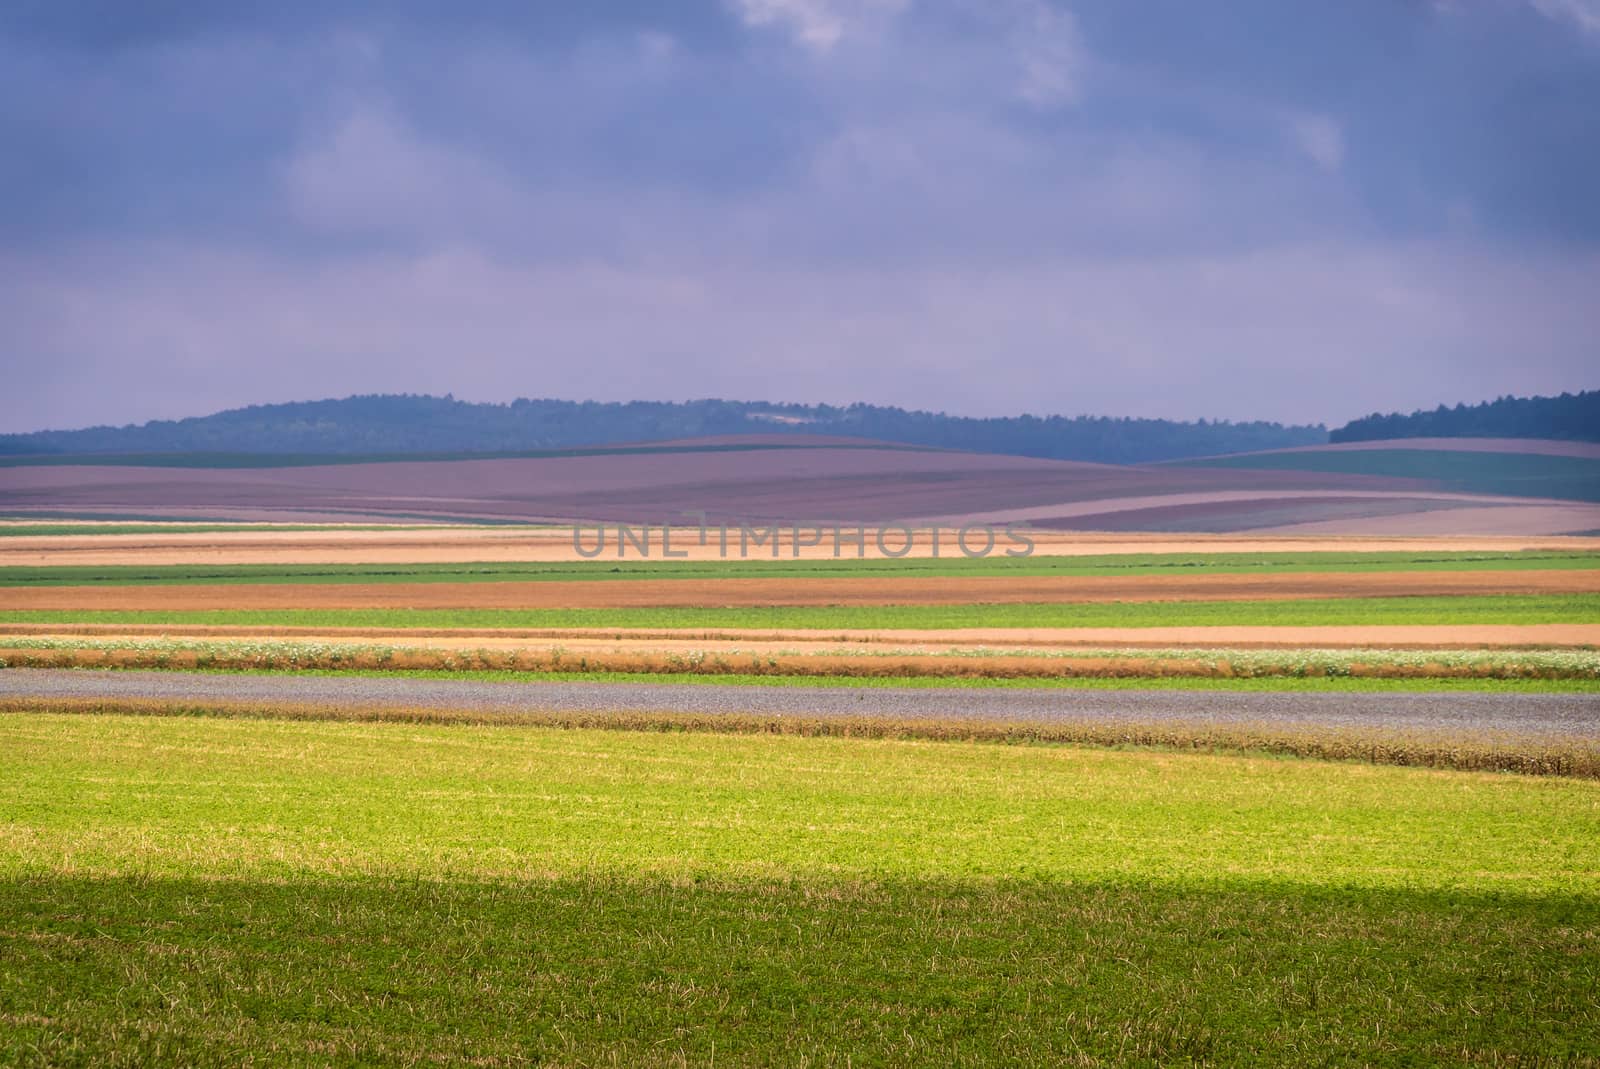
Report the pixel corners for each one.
[725,0,909,52]
[1004,0,1083,107]
[3,0,1598,434]
[5,235,1596,432]
[283,106,526,243]
[1527,0,1600,34]
[266,88,1361,270]
[1287,113,1344,171]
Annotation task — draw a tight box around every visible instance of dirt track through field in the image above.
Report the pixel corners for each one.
[2,669,1595,739]
[7,568,1600,611]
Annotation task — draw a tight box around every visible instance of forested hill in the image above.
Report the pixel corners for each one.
[0,395,1326,465]
[1332,390,1600,444]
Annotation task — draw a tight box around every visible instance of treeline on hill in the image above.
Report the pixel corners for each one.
[0,395,1327,465]
[1332,390,1600,444]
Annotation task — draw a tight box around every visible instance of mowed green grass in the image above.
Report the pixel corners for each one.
[4,593,1596,631]
[3,549,1598,586]
[1,713,1596,1065]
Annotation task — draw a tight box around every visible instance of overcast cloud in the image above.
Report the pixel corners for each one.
[2,0,1596,431]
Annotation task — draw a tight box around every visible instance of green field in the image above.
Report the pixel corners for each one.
[1170,448,1600,502]
[4,593,1596,631]
[1,713,1596,1065]
[4,549,1598,587]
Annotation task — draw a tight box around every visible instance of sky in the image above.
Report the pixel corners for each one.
[2,0,1597,433]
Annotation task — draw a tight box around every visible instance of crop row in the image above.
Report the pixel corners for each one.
[4,637,1598,679]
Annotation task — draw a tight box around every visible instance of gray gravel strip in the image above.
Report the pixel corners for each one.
[2,669,1597,739]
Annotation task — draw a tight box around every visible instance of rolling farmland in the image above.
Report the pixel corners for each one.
[12,2,1598,1059]
[5,433,1599,533]
[1166,437,1600,514]
[4,521,1599,686]
[3,448,1599,1064]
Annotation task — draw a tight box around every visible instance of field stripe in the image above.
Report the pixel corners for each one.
[1,593,1595,630]
[4,549,1599,587]
[5,568,1598,611]
[4,668,1597,741]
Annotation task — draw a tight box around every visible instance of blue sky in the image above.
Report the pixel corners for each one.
[2,0,1597,432]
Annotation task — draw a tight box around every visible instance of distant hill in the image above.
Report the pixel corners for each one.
[1166,438,1600,503]
[0,395,1326,466]
[1332,390,1600,444]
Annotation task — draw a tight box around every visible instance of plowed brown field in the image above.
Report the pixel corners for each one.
[0,444,1423,526]
[8,568,1600,611]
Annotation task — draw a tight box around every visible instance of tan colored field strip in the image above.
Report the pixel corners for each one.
[4,527,1599,566]
[7,568,1600,612]
[6,623,1597,650]
[8,644,1593,681]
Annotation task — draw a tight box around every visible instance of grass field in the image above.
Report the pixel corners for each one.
[4,593,1596,630]
[1172,448,1600,502]
[2,712,1596,1065]
[4,549,1598,587]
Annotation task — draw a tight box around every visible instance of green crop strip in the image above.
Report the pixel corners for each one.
[3,593,1596,629]
[8,713,1593,889]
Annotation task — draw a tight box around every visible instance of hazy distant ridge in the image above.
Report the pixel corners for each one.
[1331,390,1600,444]
[0,396,1326,465]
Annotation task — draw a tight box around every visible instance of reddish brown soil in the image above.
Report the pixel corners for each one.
[7,623,1597,650]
